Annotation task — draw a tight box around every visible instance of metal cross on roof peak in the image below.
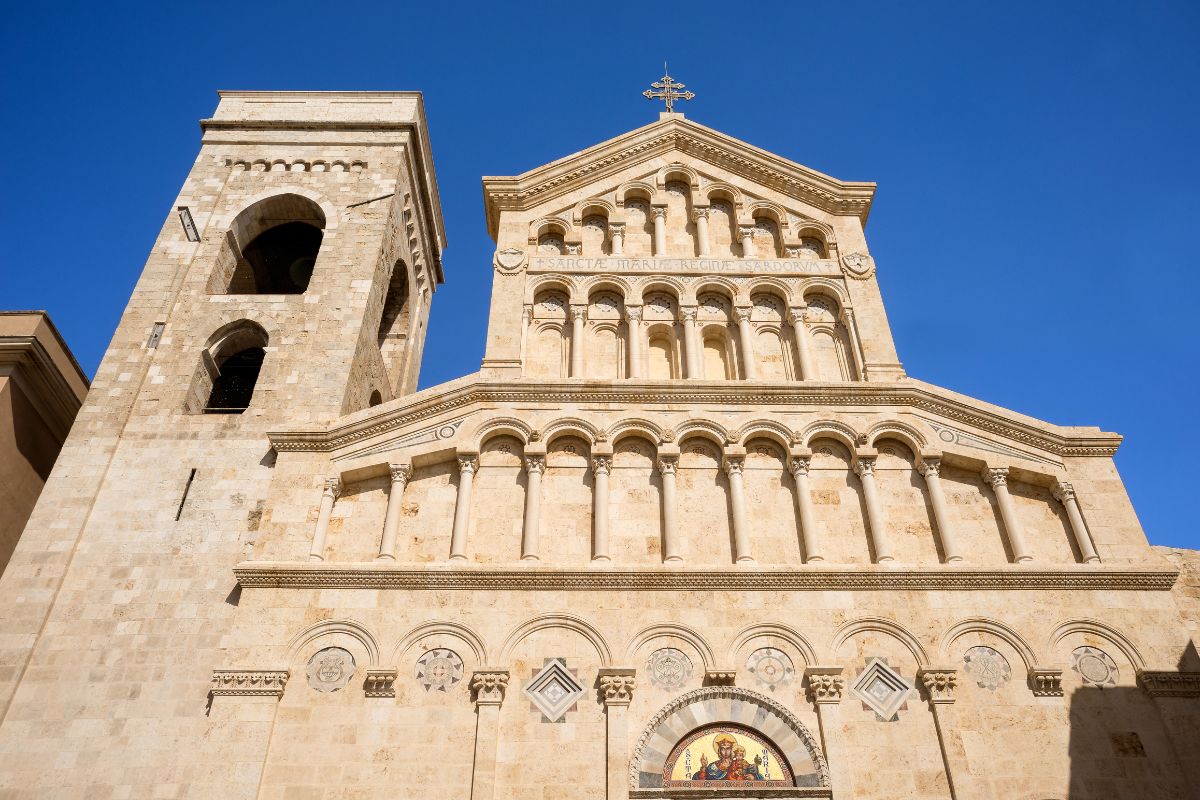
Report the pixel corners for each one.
[642,63,695,113]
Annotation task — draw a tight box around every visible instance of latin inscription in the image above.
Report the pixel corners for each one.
[529,256,840,276]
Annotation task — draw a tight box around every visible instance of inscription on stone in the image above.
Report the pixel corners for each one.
[529,256,840,276]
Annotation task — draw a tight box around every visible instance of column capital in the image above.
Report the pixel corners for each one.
[786,306,808,326]
[1051,480,1075,503]
[918,667,958,705]
[388,463,413,484]
[470,669,510,706]
[652,205,669,219]
[591,456,612,475]
[608,221,626,234]
[679,306,698,323]
[735,306,753,324]
[918,457,941,478]
[625,305,643,323]
[524,455,546,475]
[569,305,587,322]
[322,476,342,499]
[804,666,845,704]
[598,668,636,706]
[981,467,1009,488]
[691,206,709,221]
[853,456,876,477]
[737,224,756,237]
[657,457,678,476]
[1029,667,1063,697]
[788,455,811,477]
[723,457,745,477]
[457,454,479,475]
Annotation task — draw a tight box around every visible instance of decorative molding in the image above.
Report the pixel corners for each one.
[494,247,528,272]
[599,668,637,706]
[1029,667,1064,697]
[1137,670,1200,697]
[345,414,469,459]
[804,666,845,705]
[917,667,957,705]
[233,563,1177,592]
[840,252,875,280]
[364,669,397,698]
[703,670,737,686]
[925,419,1059,466]
[210,669,289,698]
[470,669,510,705]
[266,382,1117,461]
[226,158,367,173]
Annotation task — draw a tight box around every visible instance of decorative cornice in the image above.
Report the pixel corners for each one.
[917,667,958,705]
[804,666,845,705]
[1138,670,1200,697]
[470,669,510,705]
[233,563,1177,592]
[364,669,397,698]
[266,379,1122,459]
[599,668,637,706]
[1029,667,1064,697]
[210,669,289,697]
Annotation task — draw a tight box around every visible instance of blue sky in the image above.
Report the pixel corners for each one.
[2,1,1197,549]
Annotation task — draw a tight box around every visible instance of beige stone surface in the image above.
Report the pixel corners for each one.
[0,93,1194,800]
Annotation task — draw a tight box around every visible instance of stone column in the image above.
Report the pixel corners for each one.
[308,477,341,562]
[788,455,823,562]
[652,206,668,255]
[919,668,964,800]
[738,224,756,258]
[854,456,895,563]
[570,305,586,378]
[609,222,625,256]
[805,666,850,796]
[377,463,412,560]
[981,467,1033,563]
[449,454,477,561]
[599,669,636,800]
[787,306,817,381]
[592,456,612,562]
[735,307,757,380]
[625,306,644,379]
[680,307,701,379]
[658,455,682,562]
[1053,481,1101,563]
[918,457,962,563]
[469,670,510,800]
[724,453,754,563]
[521,455,546,561]
[693,207,711,256]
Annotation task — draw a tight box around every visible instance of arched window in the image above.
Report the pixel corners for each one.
[215,194,327,295]
[187,321,270,414]
[368,390,383,407]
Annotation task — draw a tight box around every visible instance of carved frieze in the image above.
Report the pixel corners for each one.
[210,669,289,698]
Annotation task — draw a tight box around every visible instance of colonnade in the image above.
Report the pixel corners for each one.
[528,300,826,381]
[305,450,1101,566]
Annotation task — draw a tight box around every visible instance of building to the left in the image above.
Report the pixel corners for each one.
[0,311,88,573]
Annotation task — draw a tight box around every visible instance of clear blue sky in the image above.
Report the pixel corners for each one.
[2,1,1197,549]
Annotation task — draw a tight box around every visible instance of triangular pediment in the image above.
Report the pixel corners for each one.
[482,114,876,239]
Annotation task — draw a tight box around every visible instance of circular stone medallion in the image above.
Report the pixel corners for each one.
[647,648,693,690]
[306,647,355,693]
[746,648,795,690]
[962,645,1011,690]
[1072,646,1118,687]
[415,648,464,692]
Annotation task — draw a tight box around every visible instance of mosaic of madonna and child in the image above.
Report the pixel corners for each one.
[664,725,793,787]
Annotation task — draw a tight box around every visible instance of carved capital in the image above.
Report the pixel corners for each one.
[652,206,669,219]
[918,458,941,479]
[521,304,532,323]
[608,222,625,236]
[625,306,643,323]
[679,306,698,323]
[364,669,397,698]
[723,458,745,477]
[853,457,877,478]
[1137,670,1200,697]
[599,669,636,706]
[804,666,845,705]
[1052,481,1076,503]
[788,456,811,478]
[918,668,958,704]
[457,455,478,476]
[657,457,678,476]
[735,307,753,324]
[524,456,546,475]
[786,306,808,326]
[322,477,342,499]
[470,670,510,705]
[388,463,413,485]
[210,669,289,698]
[692,207,709,221]
[569,305,587,323]
[982,467,1009,488]
[738,225,756,239]
[565,244,580,255]
[1029,667,1063,697]
[591,456,612,476]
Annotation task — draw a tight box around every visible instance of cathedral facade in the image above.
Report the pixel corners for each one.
[0,90,1196,799]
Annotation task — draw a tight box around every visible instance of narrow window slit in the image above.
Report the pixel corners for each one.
[176,469,197,521]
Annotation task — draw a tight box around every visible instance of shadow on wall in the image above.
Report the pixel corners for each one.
[1066,641,1199,799]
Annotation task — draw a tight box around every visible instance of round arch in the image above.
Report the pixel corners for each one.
[1048,618,1147,671]
[830,616,931,666]
[499,613,614,665]
[287,619,380,666]
[625,622,717,672]
[392,620,489,665]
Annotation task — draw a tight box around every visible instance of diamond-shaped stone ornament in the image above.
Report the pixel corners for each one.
[851,658,914,720]
[524,658,585,722]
